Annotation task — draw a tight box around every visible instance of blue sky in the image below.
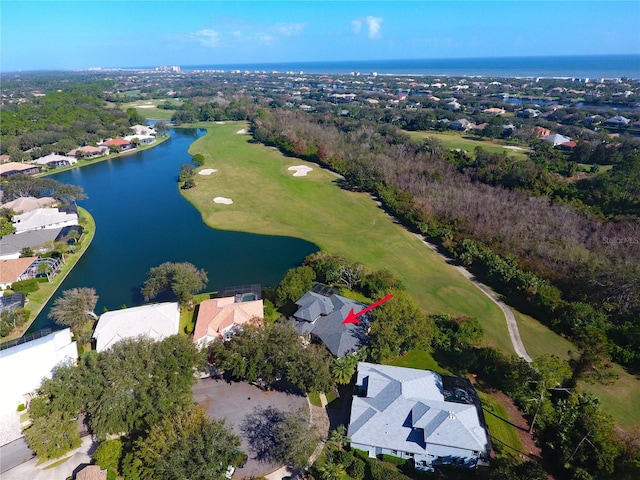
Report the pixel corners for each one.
[2,1,639,72]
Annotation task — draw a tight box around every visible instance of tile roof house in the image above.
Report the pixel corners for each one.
[13,207,78,234]
[93,302,180,352]
[0,162,40,178]
[75,465,107,480]
[292,289,369,357]
[0,256,38,290]
[32,153,77,168]
[1,196,58,214]
[100,138,133,151]
[193,296,264,348]
[348,362,491,471]
[67,146,109,158]
[0,328,77,414]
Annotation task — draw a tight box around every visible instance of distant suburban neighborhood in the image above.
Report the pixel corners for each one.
[0,65,638,480]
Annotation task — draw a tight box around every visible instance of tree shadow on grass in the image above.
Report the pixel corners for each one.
[483,406,528,432]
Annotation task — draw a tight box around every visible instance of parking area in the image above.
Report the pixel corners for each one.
[192,378,309,478]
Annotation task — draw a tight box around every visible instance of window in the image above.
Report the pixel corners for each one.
[392,450,397,455]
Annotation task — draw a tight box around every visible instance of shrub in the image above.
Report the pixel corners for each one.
[379,454,407,466]
[11,279,40,294]
[347,458,366,480]
[368,460,413,480]
[94,439,123,471]
[332,448,355,467]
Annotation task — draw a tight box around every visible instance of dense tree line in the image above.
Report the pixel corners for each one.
[171,97,256,125]
[250,109,640,370]
[0,83,131,159]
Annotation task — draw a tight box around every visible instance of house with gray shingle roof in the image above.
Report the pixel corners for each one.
[348,362,491,470]
[292,289,369,357]
[603,115,631,127]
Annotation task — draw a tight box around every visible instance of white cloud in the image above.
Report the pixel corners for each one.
[352,16,383,39]
[183,21,305,49]
[365,16,383,39]
[274,22,306,36]
[188,29,221,47]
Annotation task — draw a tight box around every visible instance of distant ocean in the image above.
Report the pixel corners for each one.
[182,54,640,79]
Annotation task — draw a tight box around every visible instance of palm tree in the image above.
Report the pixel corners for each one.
[318,460,343,480]
[329,425,351,450]
[331,356,357,385]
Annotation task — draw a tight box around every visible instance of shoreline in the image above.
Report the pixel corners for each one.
[0,206,96,343]
[36,134,170,178]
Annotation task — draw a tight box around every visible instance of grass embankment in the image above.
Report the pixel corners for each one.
[180,121,509,352]
[405,130,530,161]
[179,121,640,429]
[1,207,96,342]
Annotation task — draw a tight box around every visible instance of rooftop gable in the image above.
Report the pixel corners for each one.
[349,362,490,458]
[193,296,263,346]
[93,302,180,352]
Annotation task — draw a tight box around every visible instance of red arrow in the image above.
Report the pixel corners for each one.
[342,294,394,324]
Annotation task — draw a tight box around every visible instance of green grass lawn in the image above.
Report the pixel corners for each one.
[405,130,530,161]
[120,99,181,121]
[476,391,525,460]
[513,310,574,360]
[385,349,453,376]
[180,122,506,347]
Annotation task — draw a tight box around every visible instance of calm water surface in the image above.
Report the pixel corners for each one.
[28,129,317,332]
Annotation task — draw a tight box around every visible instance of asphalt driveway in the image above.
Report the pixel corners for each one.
[192,378,309,478]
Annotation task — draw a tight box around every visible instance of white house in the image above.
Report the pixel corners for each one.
[93,302,180,352]
[32,153,77,168]
[13,207,78,234]
[541,133,572,146]
[348,362,491,470]
[130,124,156,136]
[123,134,155,145]
[0,328,78,414]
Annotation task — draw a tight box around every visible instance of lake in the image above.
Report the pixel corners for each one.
[28,129,317,332]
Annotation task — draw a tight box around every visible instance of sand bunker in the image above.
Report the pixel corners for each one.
[198,168,218,175]
[136,105,155,109]
[288,165,313,177]
[504,146,525,151]
[236,129,247,134]
[213,197,233,205]
[215,121,226,124]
